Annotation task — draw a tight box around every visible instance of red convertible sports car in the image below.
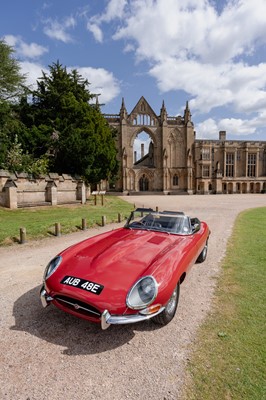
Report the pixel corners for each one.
[40,208,210,329]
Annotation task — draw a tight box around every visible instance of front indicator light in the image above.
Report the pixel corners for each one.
[140,304,162,315]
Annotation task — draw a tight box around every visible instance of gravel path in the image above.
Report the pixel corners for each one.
[0,194,265,400]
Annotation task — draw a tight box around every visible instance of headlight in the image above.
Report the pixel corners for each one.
[126,276,158,310]
[43,256,62,280]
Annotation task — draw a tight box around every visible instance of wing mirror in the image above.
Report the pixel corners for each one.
[192,223,200,233]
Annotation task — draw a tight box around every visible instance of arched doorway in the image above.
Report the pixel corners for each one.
[139,174,149,191]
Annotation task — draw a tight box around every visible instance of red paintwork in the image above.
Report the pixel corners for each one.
[45,222,210,323]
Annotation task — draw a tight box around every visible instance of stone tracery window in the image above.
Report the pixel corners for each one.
[247,153,256,177]
[226,153,234,177]
[133,114,155,126]
[201,148,210,160]
[202,165,210,177]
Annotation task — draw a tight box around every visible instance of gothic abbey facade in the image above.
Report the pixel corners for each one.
[104,97,266,194]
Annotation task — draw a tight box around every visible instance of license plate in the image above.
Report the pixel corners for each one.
[60,276,104,295]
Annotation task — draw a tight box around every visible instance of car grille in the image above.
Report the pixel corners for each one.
[54,295,101,319]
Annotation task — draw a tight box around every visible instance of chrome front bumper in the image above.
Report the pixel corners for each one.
[40,288,164,330]
[40,288,54,308]
[101,307,165,330]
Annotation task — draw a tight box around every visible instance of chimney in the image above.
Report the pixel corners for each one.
[219,131,226,141]
[141,143,144,158]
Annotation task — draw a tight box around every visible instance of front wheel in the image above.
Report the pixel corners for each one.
[196,239,208,263]
[152,282,180,326]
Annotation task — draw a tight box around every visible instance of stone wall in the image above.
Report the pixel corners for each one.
[0,170,88,209]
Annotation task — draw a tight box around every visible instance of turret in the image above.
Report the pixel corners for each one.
[119,97,128,120]
[160,100,167,122]
[184,101,192,124]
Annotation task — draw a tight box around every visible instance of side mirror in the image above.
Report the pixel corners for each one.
[192,223,200,233]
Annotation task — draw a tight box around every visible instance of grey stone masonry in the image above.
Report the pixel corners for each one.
[0,170,88,209]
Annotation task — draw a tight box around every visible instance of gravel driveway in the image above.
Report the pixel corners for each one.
[0,194,265,400]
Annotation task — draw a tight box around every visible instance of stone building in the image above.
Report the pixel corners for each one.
[104,96,266,194]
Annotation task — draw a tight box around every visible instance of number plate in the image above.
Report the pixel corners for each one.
[60,276,104,295]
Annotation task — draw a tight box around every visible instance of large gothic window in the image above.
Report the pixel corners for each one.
[133,114,155,126]
[226,153,234,177]
[133,131,154,165]
[247,153,256,177]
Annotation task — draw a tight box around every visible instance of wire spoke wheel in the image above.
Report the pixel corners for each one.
[152,281,180,326]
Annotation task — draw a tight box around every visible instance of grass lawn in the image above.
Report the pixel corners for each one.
[0,196,134,245]
[184,207,266,400]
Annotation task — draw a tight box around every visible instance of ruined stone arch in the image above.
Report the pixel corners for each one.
[104,96,195,194]
[130,126,157,148]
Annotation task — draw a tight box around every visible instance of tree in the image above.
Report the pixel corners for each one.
[3,135,49,176]
[23,61,118,183]
[0,40,27,101]
[0,40,28,166]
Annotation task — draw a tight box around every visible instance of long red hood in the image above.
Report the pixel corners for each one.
[46,227,186,312]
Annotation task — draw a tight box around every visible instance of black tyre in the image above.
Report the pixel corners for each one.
[196,240,208,263]
[152,281,180,326]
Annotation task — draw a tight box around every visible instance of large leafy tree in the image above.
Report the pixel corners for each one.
[0,40,28,166]
[0,39,27,101]
[24,61,118,183]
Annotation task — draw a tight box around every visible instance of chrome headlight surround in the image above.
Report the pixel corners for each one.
[43,256,62,280]
[126,276,158,310]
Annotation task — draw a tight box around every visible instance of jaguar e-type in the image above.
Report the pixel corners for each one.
[40,208,210,329]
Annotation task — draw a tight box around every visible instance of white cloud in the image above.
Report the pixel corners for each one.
[196,118,219,139]
[196,111,266,139]
[112,0,266,64]
[100,0,127,22]
[3,34,17,47]
[87,23,103,43]
[43,17,76,43]
[75,67,121,103]
[103,0,266,121]
[19,61,48,88]
[15,60,120,105]
[4,35,48,59]
[87,0,127,41]
[19,42,48,59]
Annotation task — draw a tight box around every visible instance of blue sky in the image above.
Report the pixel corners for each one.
[1,0,266,141]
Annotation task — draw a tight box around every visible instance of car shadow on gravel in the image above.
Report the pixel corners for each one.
[11,285,161,355]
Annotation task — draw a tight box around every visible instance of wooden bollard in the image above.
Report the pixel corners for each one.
[82,218,87,230]
[156,206,159,212]
[55,222,61,237]
[20,227,26,244]
[118,213,122,223]
[94,194,97,205]
[102,215,106,226]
